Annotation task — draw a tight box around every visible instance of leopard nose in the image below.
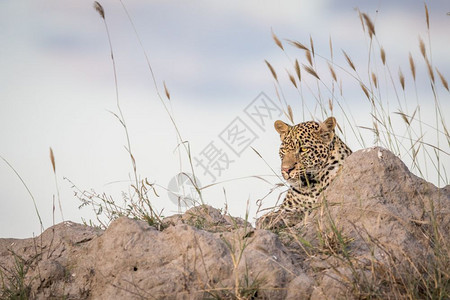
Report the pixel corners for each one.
[282,166,294,173]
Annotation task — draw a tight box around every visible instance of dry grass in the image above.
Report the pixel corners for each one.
[436,68,449,91]
[380,47,386,65]
[0,155,43,233]
[264,10,450,299]
[264,60,278,81]
[266,6,448,188]
[303,64,320,80]
[409,52,416,81]
[398,68,405,91]
[268,194,449,299]
[294,59,301,82]
[49,147,63,222]
[260,4,450,299]
[262,5,449,299]
[68,0,213,229]
[371,72,377,88]
[0,251,32,300]
[361,13,375,39]
[305,50,313,66]
[3,2,447,299]
[287,39,308,51]
[271,29,283,51]
[342,50,356,71]
[328,62,337,82]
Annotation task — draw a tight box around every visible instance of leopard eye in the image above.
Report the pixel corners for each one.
[300,147,309,153]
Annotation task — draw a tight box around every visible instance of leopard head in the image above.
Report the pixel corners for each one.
[274,117,337,187]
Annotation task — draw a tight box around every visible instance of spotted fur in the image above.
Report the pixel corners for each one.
[258,117,352,229]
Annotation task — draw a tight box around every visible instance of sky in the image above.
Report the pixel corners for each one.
[1,0,449,238]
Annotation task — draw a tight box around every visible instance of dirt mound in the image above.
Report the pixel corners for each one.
[296,147,449,299]
[1,147,448,299]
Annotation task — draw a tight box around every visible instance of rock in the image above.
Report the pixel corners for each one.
[0,147,448,299]
[300,147,449,298]
[161,205,246,232]
[0,213,306,299]
[315,147,448,260]
[310,267,354,300]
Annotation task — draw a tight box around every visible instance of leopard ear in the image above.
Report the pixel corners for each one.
[318,117,336,143]
[274,120,289,136]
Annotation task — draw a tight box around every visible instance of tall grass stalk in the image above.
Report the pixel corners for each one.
[267,9,448,188]
[118,0,203,204]
[94,2,138,189]
[0,155,43,232]
[49,147,64,221]
[93,1,162,225]
[261,7,449,299]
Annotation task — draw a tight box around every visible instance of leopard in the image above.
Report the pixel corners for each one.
[257,117,352,229]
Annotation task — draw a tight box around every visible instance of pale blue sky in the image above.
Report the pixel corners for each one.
[1,0,449,237]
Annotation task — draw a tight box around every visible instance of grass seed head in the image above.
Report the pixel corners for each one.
[424,4,430,30]
[398,67,405,90]
[163,81,170,100]
[94,1,105,19]
[397,111,410,126]
[362,13,376,38]
[50,147,56,173]
[286,70,297,88]
[328,63,337,82]
[271,29,284,50]
[426,59,435,83]
[409,53,416,81]
[373,120,379,137]
[419,37,426,58]
[303,64,320,80]
[436,68,449,91]
[287,40,309,51]
[342,50,356,71]
[372,72,378,88]
[305,50,313,66]
[380,47,386,65]
[287,105,294,123]
[294,59,302,82]
[360,83,370,99]
[265,60,278,81]
[329,36,334,60]
[357,9,365,33]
